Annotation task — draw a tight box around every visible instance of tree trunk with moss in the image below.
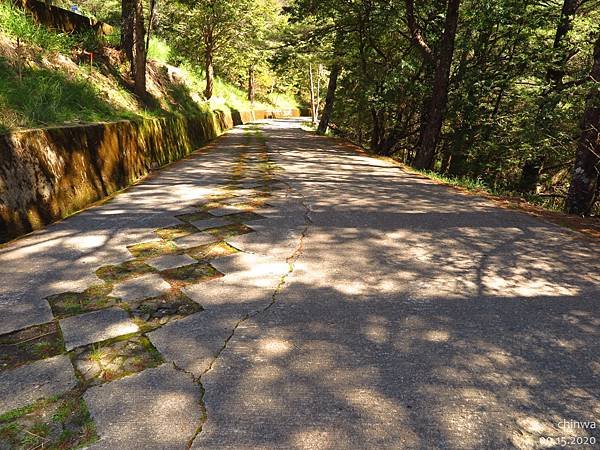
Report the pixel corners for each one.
[204,50,214,100]
[412,0,461,170]
[248,66,255,103]
[565,34,600,215]
[132,0,146,97]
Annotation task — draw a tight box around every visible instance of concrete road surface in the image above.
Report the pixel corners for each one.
[0,119,598,449]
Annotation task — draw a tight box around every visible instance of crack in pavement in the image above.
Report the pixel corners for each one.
[163,360,206,448]
[186,127,313,449]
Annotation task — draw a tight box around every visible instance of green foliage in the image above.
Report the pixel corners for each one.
[267,91,300,109]
[148,37,172,64]
[0,404,36,422]
[412,167,568,212]
[412,168,497,194]
[281,0,600,209]
[75,29,104,53]
[0,393,97,449]
[164,0,293,103]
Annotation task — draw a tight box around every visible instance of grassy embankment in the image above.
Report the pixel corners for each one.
[0,1,297,133]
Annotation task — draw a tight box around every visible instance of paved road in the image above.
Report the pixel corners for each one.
[1,120,599,449]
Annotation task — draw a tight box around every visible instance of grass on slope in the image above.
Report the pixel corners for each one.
[147,38,172,63]
[0,1,139,131]
[147,38,298,113]
[266,91,299,109]
[0,2,298,133]
[0,1,75,53]
[0,58,136,132]
[412,168,569,212]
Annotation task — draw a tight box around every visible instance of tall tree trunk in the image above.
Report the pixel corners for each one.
[204,46,214,100]
[412,0,461,169]
[145,0,157,60]
[547,0,583,85]
[317,64,341,134]
[247,66,255,103]
[565,34,600,215]
[370,108,385,152]
[309,63,317,125]
[121,0,134,71]
[317,64,322,117]
[132,0,146,97]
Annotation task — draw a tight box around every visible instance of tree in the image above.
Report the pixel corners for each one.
[121,0,146,97]
[279,0,353,132]
[248,66,256,103]
[318,63,340,134]
[565,33,600,215]
[408,0,462,169]
[121,0,134,65]
[547,0,585,86]
[309,63,318,124]
[145,0,158,59]
[173,0,256,100]
[133,0,146,96]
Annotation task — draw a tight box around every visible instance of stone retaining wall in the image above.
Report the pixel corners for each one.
[0,108,301,243]
[231,108,302,125]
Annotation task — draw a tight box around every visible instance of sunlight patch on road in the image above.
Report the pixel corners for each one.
[291,428,334,450]
[64,233,108,250]
[483,274,579,297]
[259,338,291,356]
[423,330,450,342]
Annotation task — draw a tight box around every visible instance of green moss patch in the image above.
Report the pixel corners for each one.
[228,168,246,182]
[71,336,162,385]
[175,211,214,223]
[154,223,199,240]
[0,322,65,371]
[224,212,266,223]
[0,390,97,449]
[47,284,119,319]
[160,263,222,288]
[206,192,238,201]
[197,201,226,211]
[130,290,201,330]
[95,260,155,284]
[127,240,179,259]
[229,198,267,209]
[259,161,282,172]
[186,241,239,261]
[207,223,254,240]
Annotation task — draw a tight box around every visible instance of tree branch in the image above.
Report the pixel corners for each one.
[405,0,434,64]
